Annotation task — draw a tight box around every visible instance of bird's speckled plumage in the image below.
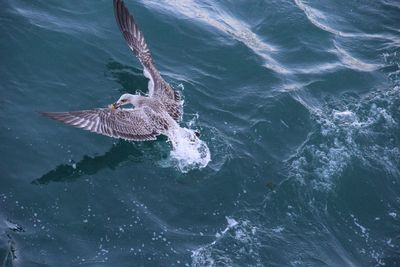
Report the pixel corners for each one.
[42,0,183,142]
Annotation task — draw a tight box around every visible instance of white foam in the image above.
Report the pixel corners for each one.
[332,110,357,125]
[168,127,211,173]
[223,217,238,235]
[294,0,343,36]
[351,214,369,239]
[293,0,400,46]
[191,217,262,266]
[272,226,285,233]
[289,83,399,190]
[334,43,383,72]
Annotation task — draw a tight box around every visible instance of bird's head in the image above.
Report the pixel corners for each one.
[111,93,138,109]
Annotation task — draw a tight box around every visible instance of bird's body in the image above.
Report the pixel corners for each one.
[41,0,199,147]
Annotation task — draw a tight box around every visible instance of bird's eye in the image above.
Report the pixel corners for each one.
[121,99,127,102]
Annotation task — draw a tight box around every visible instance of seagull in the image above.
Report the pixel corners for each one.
[41,0,200,145]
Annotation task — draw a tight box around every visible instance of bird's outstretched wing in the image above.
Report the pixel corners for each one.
[113,0,180,104]
[41,108,159,141]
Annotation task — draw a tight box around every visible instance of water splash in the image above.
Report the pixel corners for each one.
[168,127,211,173]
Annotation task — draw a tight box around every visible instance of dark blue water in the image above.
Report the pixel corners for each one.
[1,0,399,266]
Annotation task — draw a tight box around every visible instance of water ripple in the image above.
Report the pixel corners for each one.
[333,42,383,72]
[294,0,400,46]
[141,0,289,74]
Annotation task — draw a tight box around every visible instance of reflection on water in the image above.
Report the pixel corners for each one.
[33,142,140,184]
[32,140,168,185]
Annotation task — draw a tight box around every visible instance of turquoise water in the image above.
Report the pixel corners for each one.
[1,0,399,266]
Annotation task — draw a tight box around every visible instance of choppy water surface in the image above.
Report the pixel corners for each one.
[1,0,399,266]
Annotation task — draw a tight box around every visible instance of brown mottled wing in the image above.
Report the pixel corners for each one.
[113,0,181,108]
[41,108,159,141]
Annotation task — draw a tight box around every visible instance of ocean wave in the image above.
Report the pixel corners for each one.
[12,4,101,36]
[288,82,400,190]
[333,42,383,72]
[293,0,400,46]
[140,0,289,74]
[293,0,344,36]
[141,0,276,51]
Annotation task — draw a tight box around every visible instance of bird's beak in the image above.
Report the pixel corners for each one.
[112,102,121,109]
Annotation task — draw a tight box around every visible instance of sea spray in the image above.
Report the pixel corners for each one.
[168,127,210,172]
